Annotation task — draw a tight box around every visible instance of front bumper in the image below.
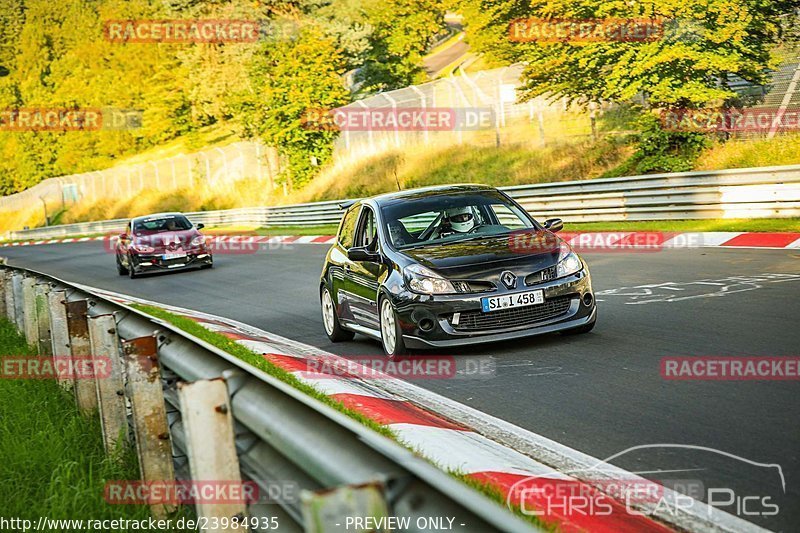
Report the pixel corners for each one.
[130,251,212,273]
[390,268,595,349]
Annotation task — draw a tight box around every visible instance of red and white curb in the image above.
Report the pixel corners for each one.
[77,285,769,533]
[1,232,799,250]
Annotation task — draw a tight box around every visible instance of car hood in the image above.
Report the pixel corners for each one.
[399,231,564,279]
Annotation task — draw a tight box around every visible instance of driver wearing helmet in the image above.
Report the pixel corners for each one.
[433,206,478,238]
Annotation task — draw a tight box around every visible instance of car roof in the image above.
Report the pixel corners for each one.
[369,184,496,206]
[131,212,187,222]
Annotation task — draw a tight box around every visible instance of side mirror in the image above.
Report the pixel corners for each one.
[348,246,380,263]
[543,218,563,233]
[196,223,205,230]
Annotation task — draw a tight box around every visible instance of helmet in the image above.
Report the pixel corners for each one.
[446,207,476,233]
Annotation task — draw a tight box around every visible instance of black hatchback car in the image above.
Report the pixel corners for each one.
[319,185,597,356]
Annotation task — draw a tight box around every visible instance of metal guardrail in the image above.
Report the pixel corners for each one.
[5,164,800,240]
[0,264,538,532]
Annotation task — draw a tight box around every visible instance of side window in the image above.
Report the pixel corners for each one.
[490,203,528,229]
[355,207,378,250]
[338,206,360,249]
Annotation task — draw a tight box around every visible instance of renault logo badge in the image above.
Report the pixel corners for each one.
[500,271,517,289]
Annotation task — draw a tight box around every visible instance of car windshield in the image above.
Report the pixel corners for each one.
[133,215,192,234]
[381,190,535,249]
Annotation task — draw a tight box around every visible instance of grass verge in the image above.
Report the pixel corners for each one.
[564,219,800,233]
[2,218,795,247]
[0,319,181,525]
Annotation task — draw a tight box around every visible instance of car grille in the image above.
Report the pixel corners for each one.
[449,296,572,332]
[452,280,496,294]
[141,254,190,267]
[525,265,558,285]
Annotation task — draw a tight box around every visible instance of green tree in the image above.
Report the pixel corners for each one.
[460,0,791,108]
[235,18,349,189]
[459,0,793,173]
[357,0,447,92]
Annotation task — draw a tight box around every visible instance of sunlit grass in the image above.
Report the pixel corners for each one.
[695,134,800,171]
[0,319,188,526]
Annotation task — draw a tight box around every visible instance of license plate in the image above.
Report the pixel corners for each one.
[162,252,186,260]
[481,289,544,312]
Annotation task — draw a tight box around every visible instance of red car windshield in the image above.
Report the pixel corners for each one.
[133,215,192,234]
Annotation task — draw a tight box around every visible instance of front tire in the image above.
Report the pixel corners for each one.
[321,286,354,342]
[127,254,138,279]
[379,297,407,358]
[116,254,128,275]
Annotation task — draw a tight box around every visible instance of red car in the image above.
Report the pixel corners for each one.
[115,213,213,278]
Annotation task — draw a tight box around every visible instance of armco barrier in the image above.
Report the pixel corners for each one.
[0,264,539,532]
[6,164,800,241]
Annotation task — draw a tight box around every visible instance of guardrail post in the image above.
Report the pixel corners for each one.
[122,335,176,518]
[3,272,13,323]
[88,314,128,455]
[0,270,8,317]
[301,482,389,533]
[48,289,73,391]
[12,272,25,333]
[21,276,39,346]
[178,379,247,530]
[34,283,52,357]
[0,270,8,319]
[66,299,97,414]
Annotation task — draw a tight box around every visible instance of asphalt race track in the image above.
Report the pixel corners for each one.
[3,241,799,531]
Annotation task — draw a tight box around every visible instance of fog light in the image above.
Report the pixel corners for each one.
[583,293,594,306]
[419,318,435,332]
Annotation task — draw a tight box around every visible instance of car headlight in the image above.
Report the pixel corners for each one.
[131,243,155,253]
[404,264,456,295]
[191,236,206,246]
[556,244,583,278]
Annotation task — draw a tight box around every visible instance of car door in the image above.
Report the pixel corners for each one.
[344,206,385,330]
[330,205,361,324]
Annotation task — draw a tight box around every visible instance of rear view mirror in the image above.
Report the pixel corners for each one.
[544,218,563,232]
[196,223,205,230]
